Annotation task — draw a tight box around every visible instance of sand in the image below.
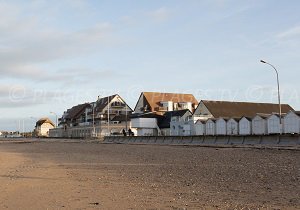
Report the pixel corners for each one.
[0,138,299,209]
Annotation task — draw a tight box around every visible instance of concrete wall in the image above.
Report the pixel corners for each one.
[104,134,300,147]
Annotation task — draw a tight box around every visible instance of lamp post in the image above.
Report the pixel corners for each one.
[260,60,282,132]
[50,112,58,127]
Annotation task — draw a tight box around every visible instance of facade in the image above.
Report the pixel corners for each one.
[169,110,193,136]
[205,119,216,135]
[267,114,282,134]
[227,118,239,135]
[216,118,227,135]
[194,120,205,135]
[239,117,252,135]
[35,118,55,137]
[283,111,300,134]
[252,114,269,135]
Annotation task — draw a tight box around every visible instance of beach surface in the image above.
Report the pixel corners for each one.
[0,138,299,209]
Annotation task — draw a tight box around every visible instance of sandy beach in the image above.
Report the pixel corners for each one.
[0,138,299,209]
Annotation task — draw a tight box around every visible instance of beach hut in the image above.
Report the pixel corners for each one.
[283,111,300,134]
[267,114,282,134]
[195,120,205,135]
[216,118,227,135]
[205,118,216,135]
[239,117,252,135]
[252,114,269,135]
[227,118,239,135]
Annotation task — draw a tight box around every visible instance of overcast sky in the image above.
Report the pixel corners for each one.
[1,0,300,131]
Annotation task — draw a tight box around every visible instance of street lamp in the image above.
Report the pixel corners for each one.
[260,60,282,132]
[50,112,58,127]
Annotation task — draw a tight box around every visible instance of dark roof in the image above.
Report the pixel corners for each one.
[66,103,90,119]
[36,118,55,127]
[95,95,117,112]
[202,100,294,118]
[159,109,192,128]
[130,112,164,119]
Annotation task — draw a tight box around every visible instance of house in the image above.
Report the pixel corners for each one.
[193,100,294,121]
[216,118,227,135]
[267,114,283,134]
[51,94,133,138]
[194,120,206,135]
[130,113,164,136]
[168,109,193,136]
[205,118,216,135]
[35,118,55,137]
[252,114,270,135]
[227,118,239,135]
[134,92,198,115]
[283,111,300,134]
[239,117,252,135]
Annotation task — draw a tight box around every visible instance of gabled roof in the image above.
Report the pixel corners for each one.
[95,94,117,112]
[65,103,91,120]
[135,92,198,112]
[201,100,294,118]
[36,118,55,127]
[159,109,192,128]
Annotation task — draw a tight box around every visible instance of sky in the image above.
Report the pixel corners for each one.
[1,0,300,131]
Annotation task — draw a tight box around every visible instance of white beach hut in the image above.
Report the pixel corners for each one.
[252,114,269,135]
[195,120,205,135]
[267,114,282,134]
[216,118,227,135]
[205,118,216,135]
[227,118,239,135]
[283,111,300,134]
[239,117,252,135]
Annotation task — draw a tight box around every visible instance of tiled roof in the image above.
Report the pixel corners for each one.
[202,100,294,118]
[65,103,90,120]
[141,92,198,112]
[95,95,117,112]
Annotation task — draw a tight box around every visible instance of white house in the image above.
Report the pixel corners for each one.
[194,120,205,135]
[267,114,282,134]
[239,117,252,135]
[131,115,161,136]
[35,118,55,137]
[252,114,269,135]
[216,118,227,135]
[169,110,193,136]
[283,111,300,134]
[227,118,239,135]
[205,119,216,135]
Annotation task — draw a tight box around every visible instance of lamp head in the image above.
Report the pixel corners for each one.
[260,60,266,63]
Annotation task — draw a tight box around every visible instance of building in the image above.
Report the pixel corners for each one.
[194,120,205,135]
[50,94,132,138]
[205,118,216,135]
[193,100,293,120]
[252,114,270,135]
[283,111,300,134]
[239,117,252,135]
[267,114,283,134]
[134,92,198,114]
[227,118,239,135]
[35,118,55,137]
[169,109,193,136]
[132,92,198,136]
[216,118,227,135]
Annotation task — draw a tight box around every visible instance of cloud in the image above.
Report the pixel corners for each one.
[277,26,300,40]
[147,7,171,22]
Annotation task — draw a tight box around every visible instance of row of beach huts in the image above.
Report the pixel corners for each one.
[192,111,300,136]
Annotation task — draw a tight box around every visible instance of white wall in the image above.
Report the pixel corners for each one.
[131,118,157,128]
[267,115,281,134]
[252,116,267,135]
[216,118,226,135]
[227,119,238,135]
[283,111,300,134]
[195,122,205,135]
[239,117,251,135]
[205,120,215,135]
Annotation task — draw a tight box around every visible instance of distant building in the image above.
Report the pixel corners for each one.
[283,111,300,134]
[35,118,55,137]
[252,114,270,135]
[239,117,252,135]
